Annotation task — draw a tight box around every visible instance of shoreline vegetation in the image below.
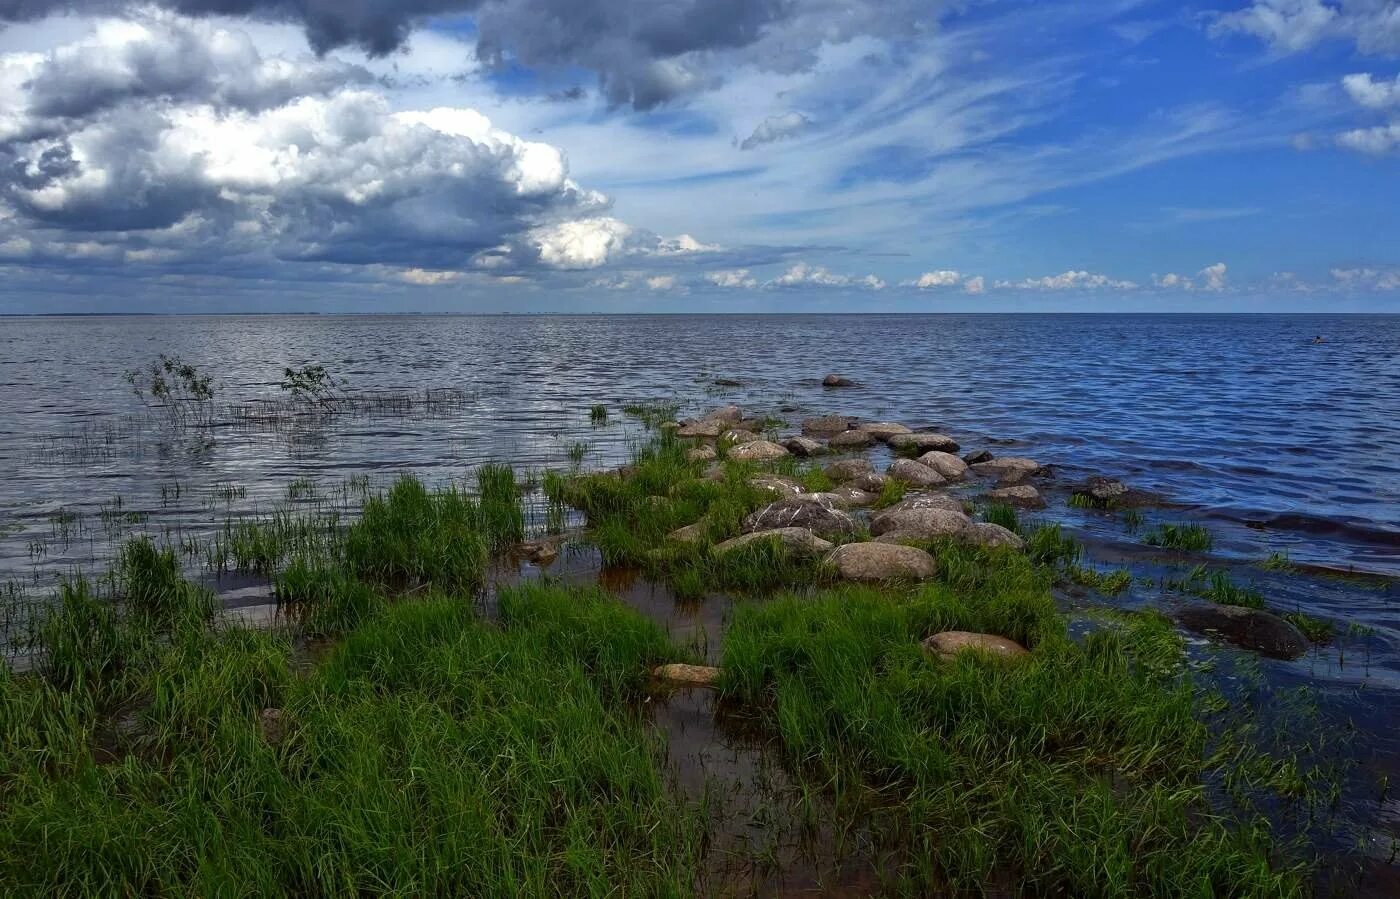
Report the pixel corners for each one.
[0,370,1392,896]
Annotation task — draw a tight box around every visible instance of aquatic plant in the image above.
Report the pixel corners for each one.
[982,502,1020,534]
[280,364,346,408]
[589,403,608,424]
[1283,611,1334,644]
[124,354,216,427]
[1070,565,1133,596]
[1144,523,1214,552]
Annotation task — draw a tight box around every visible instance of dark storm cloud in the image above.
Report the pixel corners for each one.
[0,0,936,108]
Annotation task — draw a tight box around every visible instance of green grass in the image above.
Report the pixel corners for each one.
[1070,565,1134,596]
[1144,523,1214,552]
[982,502,1019,534]
[1026,523,1082,569]
[873,477,908,509]
[589,403,608,424]
[1283,611,1335,644]
[720,584,1308,896]
[1170,566,1267,609]
[0,577,704,896]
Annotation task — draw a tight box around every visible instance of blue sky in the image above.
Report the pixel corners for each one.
[0,0,1397,313]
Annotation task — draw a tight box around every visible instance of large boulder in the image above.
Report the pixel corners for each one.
[884,494,966,515]
[676,419,722,439]
[743,497,858,538]
[783,436,826,457]
[733,416,769,432]
[917,451,969,480]
[987,485,1045,509]
[851,472,888,493]
[713,527,834,557]
[889,432,960,454]
[822,374,854,388]
[960,522,1025,550]
[802,415,856,436]
[704,405,743,424]
[861,421,912,441]
[723,429,763,445]
[1073,476,1129,506]
[749,475,806,497]
[687,446,717,462]
[962,449,993,465]
[887,458,947,487]
[922,631,1029,661]
[971,457,1042,484]
[826,542,937,582]
[668,523,708,544]
[653,663,723,687]
[824,458,875,481]
[1175,603,1308,660]
[830,485,876,507]
[871,503,970,539]
[728,440,790,463]
[829,429,876,450]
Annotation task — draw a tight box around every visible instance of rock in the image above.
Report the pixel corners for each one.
[889,432,960,454]
[870,504,970,539]
[829,485,876,507]
[970,457,1042,484]
[703,463,726,482]
[742,497,858,539]
[987,485,1045,509]
[828,429,876,450]
[713,377,743,387]
[713,527,835,557]
[732,417,768,432]
[676,419,722,439]
[825,542,937,582]
[659,421,681,433]
[962,449,993,465]
[887,458,947,487]
[669,523,708,544]
[1073,476,1128,505]
[960,522,1025,550]
[1175,603,1308,660]
[519,538,561,565]
[822,374,854,387]
[783,436,826,457]
[723,429,763,445]
[728,440,790,463]
[749,475,807,497]
[259,708,289,745]
[861,421,912,441]
[687,446,717,462]
[883,494,966,515]
[654,663,723,687]
[916,451,968,480]
[851,472,888,493]
[922,631,1029,661]
[824,458,874,481]
[802,415,856,436]
[704,405,743,424]
[872,531,925,545]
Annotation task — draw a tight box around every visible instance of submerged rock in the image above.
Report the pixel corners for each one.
[713,377,743,387]
[686,446,717,462]
[704,405,743,424]
[960,522,1025,550]
[824,458,874,481]
[749,475,807,497]
[870,504,970,539]
[962,449,994,465]
[987,484,1045,509]
[654,663,723,688]
[727,440,790,462]
[887,458,947,487]
[743,497,857,538]
[713,527,834,557]
[1175,603,1309,660]
[825,542,937,582]
[783,436,826,457]
[1073,476,1128,505]
[829,429,876,450]
[889,432,960,454]
[970,457,1042,484]
[822,373,854,387]
[916,451,969,480]
[922,631,1029,661]
[861,421,912,441]
[519,538,562,565]
[802,414,856,436]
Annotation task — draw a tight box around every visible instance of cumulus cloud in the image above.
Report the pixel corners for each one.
[769,262,885,290]
[999,270,1139,290]
[1331,266,1400,289]
[397,268,464,286]
[1210,0,1400,56]
[739,112,810,149]
[706,268,758,288]
[1,1,944,110]
[1152,262,1229,291]
[0,12,711,279]
[901,269,985,293]
[1342,72,1400,108]
[1335,72,1400,154]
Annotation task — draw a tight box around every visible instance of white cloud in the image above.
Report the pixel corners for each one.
[963,275,986,294]
[739,111,810,150]
[706,268,758,288]
[398,268,463,286]
[645,274,678,290]
[1331,266,1400,289]
[1000,270,1139,290]
[769,262,885,290]
[911,269,962,288]
[1337,122,1400,153]
[1211,0,1400,55]
[1152,262,1229,291]
[1342,72,1400,109]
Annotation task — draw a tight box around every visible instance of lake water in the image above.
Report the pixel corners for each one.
[2,312,1399,885]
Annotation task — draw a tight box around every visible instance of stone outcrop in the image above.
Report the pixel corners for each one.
[802,415,856,436]
[960,522,1025,550]
[687,446,717,462]
[749,475,806,497]
[828,429,876,449]
[870,503,970,539]
[970,457,1042,484]
[742,498,857,538]
[861,421,912,441]
[822,374,854,387]
[1175,603,1309,659]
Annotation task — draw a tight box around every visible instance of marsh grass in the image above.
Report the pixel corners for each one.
[1069,565,1134,596]
[1144,522,1214,552]
[982,501,1019,533]
[1169,566,1266,609]
[589,403,609,424]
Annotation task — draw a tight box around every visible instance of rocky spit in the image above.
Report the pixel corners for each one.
[659,401,1311,662]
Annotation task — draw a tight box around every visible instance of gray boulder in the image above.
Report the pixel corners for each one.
[742,497,858,538]
[1175,603,1308,660]
[871,504,970,539]
[963,449,993,465]
[824,458,874,481]
[987,485,1045,509]
[922,631,1029,661]
[887,458,947,487]
[829,485,876,507]
[713,527,834,557]
[829,429,876,450]
[728,440,790,462]
[917,451,969,480]
[704,405,743,424]
[1074,476,1128,505]
[749,475,806,497]
[723,429,763,445]
[686,446,717,462]
[861,421,912,441]
[971,457,1042,484]
[889,432,960,454]
[960,522,1025,550]
[825,542,937,582]
[783,436,825,457]
[851,472,888,493]
[676,419,722,439]
[822,374,854,387]
[802,415,857,436]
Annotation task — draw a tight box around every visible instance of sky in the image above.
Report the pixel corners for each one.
[0,0,1397,313]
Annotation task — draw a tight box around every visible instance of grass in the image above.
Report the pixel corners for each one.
[1144,522,1214,552]
[1283,611,1335,644]
[1069,565,1134,596]
[1169,565,1266,609]
[982,502,1019,534]
[589,403,608,424]
[873,477,908,509]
